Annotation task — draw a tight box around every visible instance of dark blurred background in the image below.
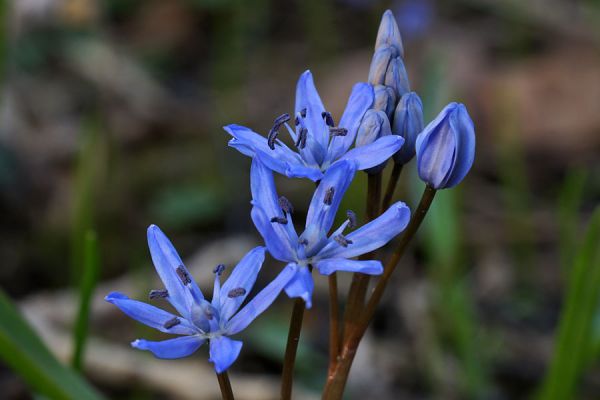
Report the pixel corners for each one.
[1,0,600,399]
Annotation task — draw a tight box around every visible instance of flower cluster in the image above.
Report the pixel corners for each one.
[106,9,475,377]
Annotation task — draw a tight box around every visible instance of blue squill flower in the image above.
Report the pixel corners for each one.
[225,70,404,182]
[105,225,294,373]
[416,102,475,189]
[392,91,424,164]
[250,157,410,307]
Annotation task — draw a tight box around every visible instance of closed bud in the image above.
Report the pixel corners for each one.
[356,110,393,174]
[368,46,394,86]
[392,92,424,164]
[375,10,404,57]
[385,57,410,99]
[373,85,396,119]
[416,102,475,189]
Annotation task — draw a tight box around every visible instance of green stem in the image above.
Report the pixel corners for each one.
[216,371,235,400]
[323,185,437,399]
[281,298,306,400]
[382,163,403,210]
[342,173,381,339]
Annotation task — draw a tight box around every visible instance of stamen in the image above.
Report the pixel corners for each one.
[346,210,357,229]
[273,113,291,127]
[334,234,353,247]
[270,216,288,224]
[278,196,294,216]
[322,111,335,127]
[299,238,308,246]
[204,309,214,320]
[213,264,226,275]
[228,288,247,298]
[163,317,181,329]
[300,108,307,118]
[329,127,348,136]
[267,128,278,150]
[176,266,192,285]
[149,289,169,300]
[323,187,335,205]
[295,128,307,149]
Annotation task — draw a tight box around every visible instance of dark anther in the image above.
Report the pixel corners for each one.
[300,108,307,118]
[213,264,226,275]
[334,234,353,247]
[323,187,335,205]
[267,128,278,150]
[149,289,169,300]
[322,111,335,127]
[295,128,308,149]
[273,113,291,127]
[329,127,348,137]
[270,216,288,224]
[164,317,181,329]
[299,238,308,246]
[346,210,357,229]
[176,266,192,285]
[278,196,294,216]
[204,309,214,320]
[228,288,247,298]
[294,116,300,126]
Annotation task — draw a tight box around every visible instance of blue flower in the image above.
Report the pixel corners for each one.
[250,157,410,308]
[105,225,294,373]
[415,102,475,189]
[225,70,404,182]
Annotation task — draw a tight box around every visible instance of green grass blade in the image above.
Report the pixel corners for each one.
[537,207,600,400]
[557,168,587,273]
[72,230,100,371]
[0,290,103,400]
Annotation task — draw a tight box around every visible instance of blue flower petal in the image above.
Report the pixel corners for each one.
[327,83,374,161]
[318,201,410,259]
[251,207,295,262]
[315,258,383,275]
[132,336,205,359]
[105,292,198,335]
[305,160,356,235]
[295,70,328,164]
[225,124,302,175]
[209,336,243,373]
[219,246,266,321]
[339,135,404,171]
[226,263,296,335]
[285,163,324,182]
[250,158,298,259]
[147,225,203,317]
[284,265,314,309]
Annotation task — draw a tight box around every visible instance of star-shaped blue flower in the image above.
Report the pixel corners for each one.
[105,225,294,373]
[225,70,404,182]
[250,157,410,307]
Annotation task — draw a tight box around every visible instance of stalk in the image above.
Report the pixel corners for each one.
[280,298,306,400]
[216,371,235,400]
[323,185,437,399]
[382,163,403,210]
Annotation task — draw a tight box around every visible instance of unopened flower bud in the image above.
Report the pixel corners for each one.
[375,10,404,57]
[368,46,394,86]
[416,102,475,189]
[356,110,393,174]
[392,92,424,164]
[373,85,396,119]
[385,57,410,99]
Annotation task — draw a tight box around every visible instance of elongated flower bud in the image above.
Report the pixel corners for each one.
[385,57,410,99]
[368,46,394,86]
[373,85,396,119]
[392,92,424,164]
[416,102,475,189]
[375,9,404,57]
